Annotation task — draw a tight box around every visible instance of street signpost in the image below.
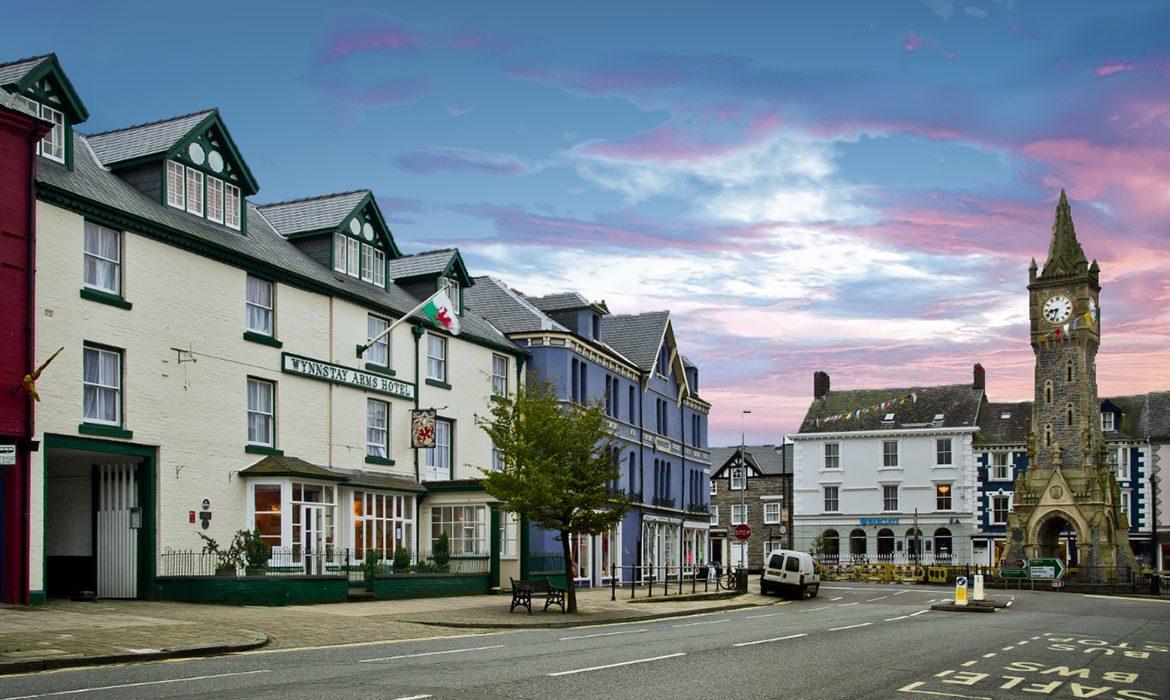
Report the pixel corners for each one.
[999,568,1029,579]
[734,524,752,541]
[1027,558,1066,580]
[955,576,968,606]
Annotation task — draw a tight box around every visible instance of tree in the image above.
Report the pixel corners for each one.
[476,379,631,612]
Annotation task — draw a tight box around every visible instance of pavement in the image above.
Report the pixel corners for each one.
[1,583,1166,699]
[0,584,767,674]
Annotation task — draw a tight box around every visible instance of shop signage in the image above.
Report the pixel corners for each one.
[0,444,15,466]
[411,409,437,448]
[860,517,900,526]
[281,353,415,400]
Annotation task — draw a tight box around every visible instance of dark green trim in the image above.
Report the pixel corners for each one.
[422,481,487,494]
[79,287,132,309]
[167,111,260,195]
[45,433,154,457]
[364,455,395,466]
[36,185,526,359]
[489,507,501,588]
[364,363,396,377]
[13,54,89,121]
[245,444,284,456]
[27,589,47,605]
[78,423,133,439]
[243,331,283,348]
[425,378,452,390]
[238,469,347,482]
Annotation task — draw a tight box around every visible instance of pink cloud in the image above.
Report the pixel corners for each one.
[395,147,531,176]
[1021,139,1170,219]
[1094,62,1136,77]
[578,109,782,164]
[1093,58,1170,77]
[320,22,425,63]
[900,31,957,60]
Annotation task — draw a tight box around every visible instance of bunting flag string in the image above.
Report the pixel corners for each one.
[1038,307,1098,345]
[811,391,918,428]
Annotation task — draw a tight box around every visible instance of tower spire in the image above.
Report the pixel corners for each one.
[1041,188,1088,278]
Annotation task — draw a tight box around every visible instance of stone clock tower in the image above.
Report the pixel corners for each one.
[1003,190,1136,576]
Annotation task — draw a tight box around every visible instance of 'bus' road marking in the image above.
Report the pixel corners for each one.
[359,645,505,663]
[898,681,991,699]
[829,622,872,631]
[734,633,808,647]
[547,652,686,676]
[0,670,272,699]
[867,596,888,602]
[672,618,729,628]
[559,629,647,641]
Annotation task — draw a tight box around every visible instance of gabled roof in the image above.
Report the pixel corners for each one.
[0,53,87,121]
[799,383,983,434]
[464,276,567,334]
[709,444,790,477]
[1147,391,1170,441]
[35,132,518,355]
[600,311,671,372]
[257,190,369,236]
[0,88,44,120]
[86,108,259,194]
[386,248,473,286]
[975,401,1032,446]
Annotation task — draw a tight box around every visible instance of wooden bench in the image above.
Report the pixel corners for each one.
[509,576,566,614]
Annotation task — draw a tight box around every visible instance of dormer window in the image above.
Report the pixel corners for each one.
[165,159,242,230]
[440,277,460,312]
[1101,411,1115,432]
[17,95,64,162]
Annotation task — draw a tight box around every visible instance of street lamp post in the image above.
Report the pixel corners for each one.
[738,409,751,569]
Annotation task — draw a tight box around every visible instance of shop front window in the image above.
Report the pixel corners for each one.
[431,504,487,555]
[352,491,413,564]
[252,484,281,551]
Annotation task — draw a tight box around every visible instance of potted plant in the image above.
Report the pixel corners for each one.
[236,529,270,576]
[198,533,239,577]
[393,546,411,574]
[433,532,450,573]
[361,549,383,590]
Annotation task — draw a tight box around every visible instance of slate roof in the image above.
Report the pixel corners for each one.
[0,88,42,119]
[256,190,369,237]
[385,249,457,280]
[36,132,517,353]
[86,109,214,166]
[600,311,670,371]
[239,456,425,492]
[1147,391,1170,441]
[0,54,50,87]
[709,444,790,476]
[528,291,591,312]
[1103,392,1170,441]
[463,276,567,334]
[975,401,1032,445]
[798,383,984,434]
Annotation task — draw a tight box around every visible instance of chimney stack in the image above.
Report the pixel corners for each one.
[814,371,831,399]
[973,363,985,390]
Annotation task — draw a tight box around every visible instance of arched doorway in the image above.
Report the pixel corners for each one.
[1033,511,1080,564]
[906,528,923,562]
[822,529,840,559]
[849,529,867,560]
[877,528,894,559]
[933,528,952,562]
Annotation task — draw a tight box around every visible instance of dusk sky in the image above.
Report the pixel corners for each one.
[4,1,1168,445]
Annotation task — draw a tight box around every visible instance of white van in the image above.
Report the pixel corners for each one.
[760,549,819,599]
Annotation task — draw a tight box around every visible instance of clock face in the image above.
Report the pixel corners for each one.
[1042,295,1073,325]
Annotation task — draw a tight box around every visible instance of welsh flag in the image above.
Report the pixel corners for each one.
[421,290,461,335]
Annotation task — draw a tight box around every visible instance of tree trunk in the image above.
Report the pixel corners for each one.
[561,529,577,613]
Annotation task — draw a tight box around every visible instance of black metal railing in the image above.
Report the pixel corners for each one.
[607,564,740,600]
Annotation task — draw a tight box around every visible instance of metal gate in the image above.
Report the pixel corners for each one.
[97,463,138,598]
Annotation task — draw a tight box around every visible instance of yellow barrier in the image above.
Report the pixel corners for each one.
[927,566,948,584]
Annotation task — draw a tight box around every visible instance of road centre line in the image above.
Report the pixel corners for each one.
[359,645,505,663]
[895,591,910,595]
[734,633,808,648]
[547,652,686,677]
[885,615,910,622]
[672,618,730,628]
[829,622,872,632]
[801,606,832,612]
[392,696,433,700]
[746,612,787,619]
[867,596,888,602]
[1081,594,1170,603]
[910,610,930,617]
[0,670,272,699]
[838,602,859,607]
[559,629,647,641]
[830,596,843,601]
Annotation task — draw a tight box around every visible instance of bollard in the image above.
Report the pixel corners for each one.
[973,573,985,601]
[955,575,969,606]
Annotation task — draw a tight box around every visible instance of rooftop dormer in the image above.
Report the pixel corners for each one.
[88,108,259,232]
[0,53,88,169]
[258,190,400,290]
[527,292,609,341]
[386,248,474,312]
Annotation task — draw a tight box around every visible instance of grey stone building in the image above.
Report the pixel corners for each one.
[708,444,793,570]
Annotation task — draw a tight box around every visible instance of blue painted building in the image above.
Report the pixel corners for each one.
[974,394,1164,567]
[465,278,712,585]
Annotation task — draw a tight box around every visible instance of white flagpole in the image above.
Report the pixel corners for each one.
[358,288,445,356]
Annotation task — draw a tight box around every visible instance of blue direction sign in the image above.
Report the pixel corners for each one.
[1027,558,1066,580]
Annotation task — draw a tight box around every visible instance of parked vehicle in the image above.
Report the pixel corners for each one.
[760,549,819,599]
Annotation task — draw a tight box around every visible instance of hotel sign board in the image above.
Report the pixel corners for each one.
[281,353,415,401]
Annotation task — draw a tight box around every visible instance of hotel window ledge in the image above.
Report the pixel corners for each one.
[365,455,395,466]
[425,378,452,390]
[245,444,284,456]
[243,331,283,348]
[80,288,132,310]
[78,423,133,439]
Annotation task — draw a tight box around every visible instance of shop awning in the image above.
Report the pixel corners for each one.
[240,455,426,493]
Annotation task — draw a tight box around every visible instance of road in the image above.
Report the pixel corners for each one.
[2,584,1167,699]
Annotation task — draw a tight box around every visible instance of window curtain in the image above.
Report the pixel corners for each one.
[246,277,273,334]
[83,222,119,293]
[367,316,388,365]
[248,379,272,444]
[367,400,388,458]
[83,348,118,423]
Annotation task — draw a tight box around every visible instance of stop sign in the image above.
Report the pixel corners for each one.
[734,524,752,541]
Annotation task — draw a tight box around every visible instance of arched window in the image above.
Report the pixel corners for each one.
[849,529,867,557]
[1066,403,1074,428]
[1044,380,1053,404]
[1044,424,1053,447]
[934,528,953,561]
[906,528,923,559]
[822,529,840,557]
[1066,361,1074,382]
[877,528,895,557]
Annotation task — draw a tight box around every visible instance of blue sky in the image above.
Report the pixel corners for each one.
[5,0,1169,443]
